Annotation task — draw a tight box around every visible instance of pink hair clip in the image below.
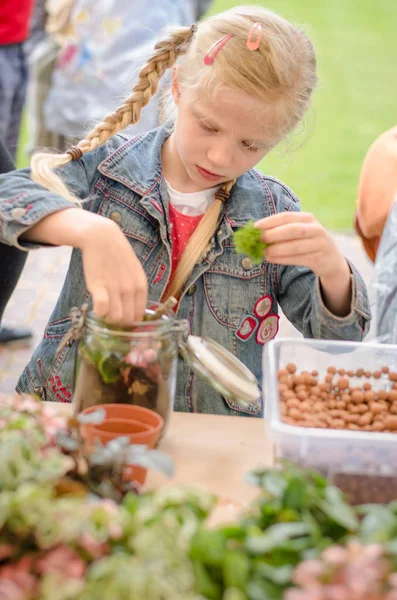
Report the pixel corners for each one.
[246,22,262,51]
[204,33,232,65]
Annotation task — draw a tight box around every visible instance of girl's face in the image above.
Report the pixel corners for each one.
[166,74,279,192]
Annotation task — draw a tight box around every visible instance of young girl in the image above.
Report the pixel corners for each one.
[0,5,370,416]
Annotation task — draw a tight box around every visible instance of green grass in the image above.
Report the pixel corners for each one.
[17,0,396,229]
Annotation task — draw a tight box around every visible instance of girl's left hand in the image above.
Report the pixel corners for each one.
[255,212,347,279]
[255,211,352,316]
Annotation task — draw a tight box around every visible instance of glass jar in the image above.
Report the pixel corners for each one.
[71,300,261,425]
[73,303,182,430]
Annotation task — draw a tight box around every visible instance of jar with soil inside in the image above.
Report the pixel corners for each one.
[72,302,183,432]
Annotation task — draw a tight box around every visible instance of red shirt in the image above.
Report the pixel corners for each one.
[164,203,203,300]
[0,0,35,45]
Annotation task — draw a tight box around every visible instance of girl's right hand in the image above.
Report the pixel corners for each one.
[21,208,148,324]
[79,216,148,324]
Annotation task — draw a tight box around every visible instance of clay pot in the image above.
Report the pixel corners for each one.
[80,403,164,486]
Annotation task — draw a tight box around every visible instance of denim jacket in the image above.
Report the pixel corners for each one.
[0,126,371,415]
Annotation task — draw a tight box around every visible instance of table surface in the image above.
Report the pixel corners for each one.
[146,413,273,505]
[48,405,274,505]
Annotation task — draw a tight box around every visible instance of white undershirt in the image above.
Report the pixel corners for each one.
[165,179,219,216]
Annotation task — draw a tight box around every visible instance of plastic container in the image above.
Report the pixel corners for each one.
[264,338,397,504]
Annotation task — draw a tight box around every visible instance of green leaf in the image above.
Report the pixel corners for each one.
[98,352,123,384]
[192,560,222,600]
[245,522,308,554]
[247,578,283,600]
[282,478,307,511]
[223,550,250,589]
[253,563,294,586]
[190,529,228,567]
[320,486,359,532]
[233,221,267,264]
[359,505,397,543]
[223,588,248,600]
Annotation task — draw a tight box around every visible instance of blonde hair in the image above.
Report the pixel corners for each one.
[32,5,317,299]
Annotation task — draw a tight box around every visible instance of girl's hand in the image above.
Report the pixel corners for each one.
[22,208,148,324]
[255,212,352,316]
[79,217,148,325]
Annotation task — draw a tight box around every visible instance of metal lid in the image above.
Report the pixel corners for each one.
[179,335,261,409]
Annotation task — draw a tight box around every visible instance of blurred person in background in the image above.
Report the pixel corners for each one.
[355,125,397,343]
[27,0,213,152]
[0,0,35,344]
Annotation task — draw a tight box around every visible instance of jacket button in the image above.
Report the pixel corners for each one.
[242,257,254,270]
[187,284,197,296]
[110,211,121,224]
[11,207,27,218]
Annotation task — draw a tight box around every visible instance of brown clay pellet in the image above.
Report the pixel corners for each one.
[373,370,382,379]
[286,398,300,409]
[300,401,311,412]
[382,366,390,374]
[345,413,359,424]
[356,368,364,377]
[363,382,372,391]
[311,370,319,377]
[384,415,397,431]
[351,390,364,403]
[377,389,388,401]
[278,369,289,380]
[389,390,397,402]
[358,413,373,427]
[286,363,297,374]
[389,372,397,382]
[337,377,349,390]
[288,408,301,420]
[347,370,354,377]
[327,366,337,374]
[372,421,385,432]
[364,370,372,378]
[364,391,376,403]
[371,402,384,415]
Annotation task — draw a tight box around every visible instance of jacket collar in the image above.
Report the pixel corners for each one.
[98,125,274,226]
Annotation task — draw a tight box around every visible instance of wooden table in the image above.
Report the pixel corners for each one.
[146,413,273,505]
[49,405,274,506]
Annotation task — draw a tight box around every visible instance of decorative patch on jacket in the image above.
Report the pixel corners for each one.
[254,294,273,318]
[256,314,280,345]
[235,315,258,342]
[235,295,279,345]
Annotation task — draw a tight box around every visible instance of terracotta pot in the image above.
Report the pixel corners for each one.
[80,404,164,486]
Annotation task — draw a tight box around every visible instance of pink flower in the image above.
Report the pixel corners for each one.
[293,559,326,586]
[0,563,37,600]
[78,533,109,560]
[0,544,15,560]
[0,579,34,600]
[35,546,86,579]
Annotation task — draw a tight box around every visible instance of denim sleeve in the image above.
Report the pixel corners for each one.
[273,185,371,341]
[0,138,122,251]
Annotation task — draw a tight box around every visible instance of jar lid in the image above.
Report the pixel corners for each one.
[179,335,260,408]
